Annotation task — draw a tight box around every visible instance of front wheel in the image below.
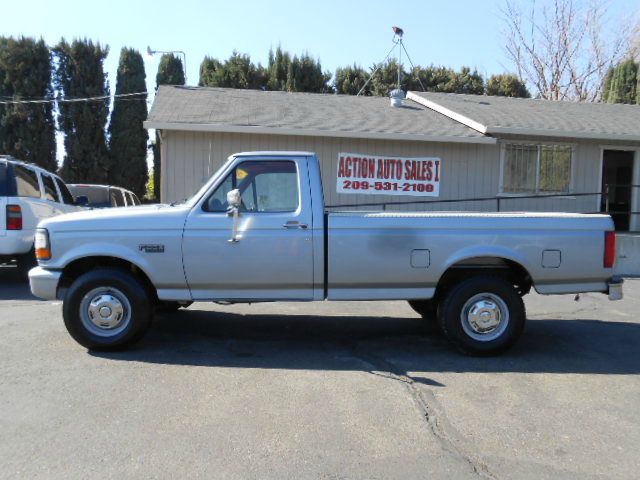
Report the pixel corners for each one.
[437,276,526,356]
[63,268,153,350]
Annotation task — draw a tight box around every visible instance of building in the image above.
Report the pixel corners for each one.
[145,86,640,232]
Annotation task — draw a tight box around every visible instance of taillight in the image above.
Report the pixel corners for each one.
[604,231,616,268]
[6,205,22,230]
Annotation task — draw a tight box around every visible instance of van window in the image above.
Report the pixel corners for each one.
[110,188,125,207]
[42,174,59,202]
[55,178,75,205]
[0,163,7,196]
[131,193,141,205]
[14,165,41,198]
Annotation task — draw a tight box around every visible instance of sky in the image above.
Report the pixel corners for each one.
[1,0,638,164]
[3,0,639,101]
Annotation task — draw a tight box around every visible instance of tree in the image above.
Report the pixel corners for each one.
[334,64,370,95]
[54,38,110,182]
[267,46,290,91]
[285,53,332,93]
[369,59,408,96]
[603,59,638,104]
[155,54,185,86]
[502,0,639,101]
[198,52,266,90]
[486,73,531,97]
[108,47,148,197]
[154,53,185,201]
[0,36,56,171]
[199,56,223,86]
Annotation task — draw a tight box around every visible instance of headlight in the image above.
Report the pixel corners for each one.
[35,228,51,261]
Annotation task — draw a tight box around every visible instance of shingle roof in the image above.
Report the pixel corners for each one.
[408,91,640,142]
[145,86,493,143]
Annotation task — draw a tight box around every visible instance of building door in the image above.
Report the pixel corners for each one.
[601,150,634,231]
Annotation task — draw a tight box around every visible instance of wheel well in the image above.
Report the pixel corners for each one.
[58,256,157,301]
[435,257,532,298]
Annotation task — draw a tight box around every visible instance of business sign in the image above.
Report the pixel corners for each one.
[336,153,441,197]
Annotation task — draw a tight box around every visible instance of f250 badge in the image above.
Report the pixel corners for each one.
[139,244,165,253]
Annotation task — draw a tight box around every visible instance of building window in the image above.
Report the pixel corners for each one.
[501,144,572,194]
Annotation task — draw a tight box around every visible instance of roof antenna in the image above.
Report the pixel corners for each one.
[357,26,426,103]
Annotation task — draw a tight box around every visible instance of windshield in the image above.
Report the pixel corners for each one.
[180,156,236,208]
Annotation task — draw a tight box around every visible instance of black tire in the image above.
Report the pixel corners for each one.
[156,301,193,313]
[16,250,37,281]
[437,275,526,356]
[408,299,436,319]
[63,268,153,350]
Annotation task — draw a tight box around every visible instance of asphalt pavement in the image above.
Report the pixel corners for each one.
[1,266,639,479]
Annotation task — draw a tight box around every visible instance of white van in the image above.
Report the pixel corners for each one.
[0,156,83,277]
[67,184,141,208]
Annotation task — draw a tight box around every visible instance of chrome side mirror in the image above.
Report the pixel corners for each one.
[227,189,241,242]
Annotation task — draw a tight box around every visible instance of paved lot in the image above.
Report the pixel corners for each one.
[1,267,639,479]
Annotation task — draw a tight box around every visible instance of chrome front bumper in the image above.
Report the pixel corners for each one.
[28,267,62,300]
[608,276,624,301]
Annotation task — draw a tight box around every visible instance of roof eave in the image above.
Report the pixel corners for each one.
[486,126,640,143]
[143,121,497,144]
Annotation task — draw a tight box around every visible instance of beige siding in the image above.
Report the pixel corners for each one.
[160,130,605,214]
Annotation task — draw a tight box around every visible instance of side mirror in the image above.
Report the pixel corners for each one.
[226,189,241,243]
[226,189,241,211]
[75,195,89,206]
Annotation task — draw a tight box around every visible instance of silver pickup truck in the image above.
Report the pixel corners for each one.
[29,151,622,355]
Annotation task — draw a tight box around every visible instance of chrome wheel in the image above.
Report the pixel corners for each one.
[79,287,131,337]
[460,292,509,342]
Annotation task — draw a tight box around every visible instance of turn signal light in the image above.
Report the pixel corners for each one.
[604,231,616,268]
[6,205,22,230]
[35,229,51,261]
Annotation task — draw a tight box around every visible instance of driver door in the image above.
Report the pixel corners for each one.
[182,157,314,301]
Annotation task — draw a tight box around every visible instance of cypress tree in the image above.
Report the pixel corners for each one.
[334,64,369,95]
[0,36,56,171]
[108,47,148,197]
[267,46,290,91]
[54,38,110,183]
[605,59,638,104]
[154,54,185,201]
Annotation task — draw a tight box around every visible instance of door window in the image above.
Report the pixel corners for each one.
[109,188,125,207]
[42,174,60,202]
[204,161,298,213]
[14,165,41,198]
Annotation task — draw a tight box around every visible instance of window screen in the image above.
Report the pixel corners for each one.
[502,144,572,194]
[205,161,299,213]
[14,165,41,198]
[42,175,59,202]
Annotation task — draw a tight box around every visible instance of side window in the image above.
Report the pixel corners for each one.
[131,193,141,205]
[14,165,41,198]
[42,174,59,202]
[204,161,298,213]
[55,178,75,205]
[109,189,125,207]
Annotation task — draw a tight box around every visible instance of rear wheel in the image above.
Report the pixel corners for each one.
[437,276,525,356]
[63,268,153,350]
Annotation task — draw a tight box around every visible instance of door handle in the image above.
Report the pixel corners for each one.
[283,221,308,229]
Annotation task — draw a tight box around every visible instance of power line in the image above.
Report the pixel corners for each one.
[0,91,148,105]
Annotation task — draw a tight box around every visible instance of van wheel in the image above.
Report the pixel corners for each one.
[437,276,525,356]
[63,268,153,350]
[408,299,436,319]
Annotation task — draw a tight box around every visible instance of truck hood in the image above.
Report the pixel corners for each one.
[38,204,190,232]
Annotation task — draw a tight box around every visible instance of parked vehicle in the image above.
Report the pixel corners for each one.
[67,184,141,208]
[29,152,623,355]
[0,156,83,277]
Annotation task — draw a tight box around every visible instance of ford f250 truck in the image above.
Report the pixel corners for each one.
[29,152,623,355]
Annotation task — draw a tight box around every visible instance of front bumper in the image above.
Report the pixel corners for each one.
[29,266,62,300]
[607,276,624,301]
